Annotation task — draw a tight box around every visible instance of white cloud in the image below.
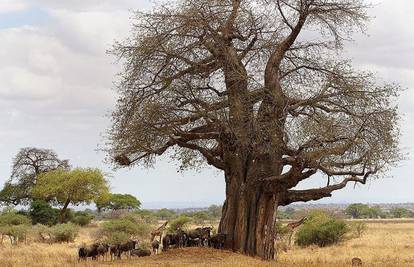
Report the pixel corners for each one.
[0,0,27,13]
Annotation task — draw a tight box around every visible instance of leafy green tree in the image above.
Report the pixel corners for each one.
[390,208,414,218]
[32,168,109,223]
[154,208,176,220]
[0,147,69,205]
[96,193,141,211]
[345,204,385,219]
[29,200,59,226]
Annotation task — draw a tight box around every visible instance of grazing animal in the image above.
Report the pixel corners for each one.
[186,237,201,247]
[209,233,226,249]
[162,230,188,251]
[96,243,109,261]
[151,221,168,242]
[152,239,160,254]
[78,243,99,261]
[187,227,212,246]
[109,245,119,261]
[131,248,151,257]
[117,240,138,259]
[352,257,363,266]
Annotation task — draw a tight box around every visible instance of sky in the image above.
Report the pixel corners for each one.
[0,0,413,209]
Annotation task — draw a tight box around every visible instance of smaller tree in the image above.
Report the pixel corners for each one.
[154,208,176,220]
[32,168,109,223]
[390,208,414,218]
[96,193,141,212]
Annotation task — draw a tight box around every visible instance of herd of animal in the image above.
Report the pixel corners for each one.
[78,224,227,261]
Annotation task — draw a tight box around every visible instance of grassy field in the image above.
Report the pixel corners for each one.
[1,221,414,267]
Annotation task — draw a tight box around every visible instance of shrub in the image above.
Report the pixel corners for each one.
[33,224,53,243]
[101,217,151,244]
[168,215,192,233]
[29,200,59,226]
[295,210,348,247]
[349,221,367,238]
[0,210,31,245]
[71,211,94,226]
[49,223,79,242]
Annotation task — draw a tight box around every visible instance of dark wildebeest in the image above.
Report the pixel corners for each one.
[187,227,212,246]
[131,248,151,257]
[109,244,119,261]
[117,239,138,259]
[186,237,201,247]
[152,239,160,254]
[162,230,187,251]
[97,243,109,261]
[78,243,99,261]
[209,233,226,249]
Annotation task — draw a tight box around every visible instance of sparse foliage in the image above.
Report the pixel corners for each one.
[108,0,401,259]
[0,148,69,205]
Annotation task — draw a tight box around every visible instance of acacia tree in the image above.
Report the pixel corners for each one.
[32,168,109,223]
[0,148,70,205]
[107,0,401,260]
[95,193,141,212]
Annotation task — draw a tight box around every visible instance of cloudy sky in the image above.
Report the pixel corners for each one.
[0,0,413,208]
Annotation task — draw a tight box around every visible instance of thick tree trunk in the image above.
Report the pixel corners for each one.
[218,173,278,260]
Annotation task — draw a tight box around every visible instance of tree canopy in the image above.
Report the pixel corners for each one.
[95,193,141,211]
[107,0,401,259]
[0,147,69,205]
[32,168,109,223]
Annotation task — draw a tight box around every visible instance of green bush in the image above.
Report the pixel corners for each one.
[295,211,348,247]
[29,200,59,226]
[71,211,94,226]
[101,217,151,244]
[168,215,192,233]
[33,224,52,242]
[0,210,31,245]
[49,223,79,242]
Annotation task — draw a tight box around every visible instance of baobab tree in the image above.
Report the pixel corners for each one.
[0,148,70,205]
[107,0,401,260]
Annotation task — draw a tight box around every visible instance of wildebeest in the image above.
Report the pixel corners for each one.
[186,237,201,247]
[162,230,187,251]
[152,239,160,254]
[187,227,212,246]
[97,243,109,261]
[131,248,151,257]
[117,239,138,259]
[78,243,99,261]
[209,233,226,249]
[109,244,119,261]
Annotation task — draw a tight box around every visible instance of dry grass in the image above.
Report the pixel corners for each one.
[1,222,414,267]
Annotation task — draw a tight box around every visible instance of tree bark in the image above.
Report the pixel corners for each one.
[218,171,278,260]
[58,199,71,224]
